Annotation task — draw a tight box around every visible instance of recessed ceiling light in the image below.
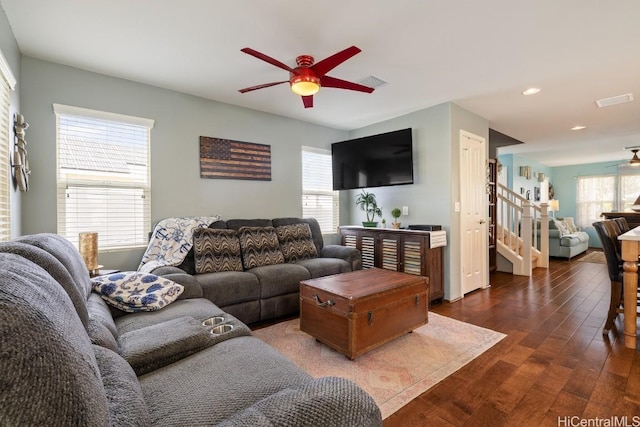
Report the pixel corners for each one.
[571,125,586,131]
[522,88,540,95]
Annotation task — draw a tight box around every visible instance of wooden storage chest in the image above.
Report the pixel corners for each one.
[300,268,429,360]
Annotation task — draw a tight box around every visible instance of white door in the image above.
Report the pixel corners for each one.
[460,131,488,294]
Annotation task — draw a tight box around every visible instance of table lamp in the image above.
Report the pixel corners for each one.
[79,232,99,273]
[549,199,559,218]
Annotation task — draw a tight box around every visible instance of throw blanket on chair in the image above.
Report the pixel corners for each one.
[138,216,221,273]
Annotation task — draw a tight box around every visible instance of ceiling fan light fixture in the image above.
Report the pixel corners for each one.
[630,149,640,165]
[290,75,320,96]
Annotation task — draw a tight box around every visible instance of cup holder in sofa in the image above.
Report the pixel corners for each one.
[202,316,225,327]
[210,324,234,335]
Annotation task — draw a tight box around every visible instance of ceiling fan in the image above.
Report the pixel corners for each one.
[605,147,640,168]
[238,46,374,108]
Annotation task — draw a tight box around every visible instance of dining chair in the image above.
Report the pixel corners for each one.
[593,219,625,333]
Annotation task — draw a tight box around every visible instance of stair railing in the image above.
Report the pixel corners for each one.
[496,183,549,274]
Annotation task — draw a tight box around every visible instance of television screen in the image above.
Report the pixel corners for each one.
[331,128,414,191]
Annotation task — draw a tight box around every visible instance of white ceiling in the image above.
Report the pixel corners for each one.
[2,0,640,167]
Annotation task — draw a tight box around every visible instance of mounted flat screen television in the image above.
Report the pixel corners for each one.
[331,128,414,191]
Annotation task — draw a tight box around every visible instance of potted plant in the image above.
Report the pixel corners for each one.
[355,190,382,227]
[391,208,402,229]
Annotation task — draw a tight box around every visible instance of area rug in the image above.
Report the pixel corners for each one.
[578,251,606,264]
[252,313,506,419]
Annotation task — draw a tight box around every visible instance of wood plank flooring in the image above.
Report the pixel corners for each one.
[385,252,640,426]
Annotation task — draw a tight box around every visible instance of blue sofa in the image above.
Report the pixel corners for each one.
[537,217,589,259]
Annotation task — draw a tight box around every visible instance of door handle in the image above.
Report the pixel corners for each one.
[479,219,486,224]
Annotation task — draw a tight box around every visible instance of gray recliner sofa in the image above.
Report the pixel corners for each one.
[0,233,381,426]
[150,217,362,325]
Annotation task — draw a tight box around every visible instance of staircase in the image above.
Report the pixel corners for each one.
[496,183,549,276]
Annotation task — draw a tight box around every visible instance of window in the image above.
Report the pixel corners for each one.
[620,174,640,212]
[0,49,16,242]
[302,146,338,234]
[54,104,154,250]
[576,173,640,228]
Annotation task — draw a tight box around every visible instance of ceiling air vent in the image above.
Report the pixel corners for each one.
[358,75,388,89]
[596,93,634,108]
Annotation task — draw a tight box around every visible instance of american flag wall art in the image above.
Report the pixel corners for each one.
[200,136,272,181]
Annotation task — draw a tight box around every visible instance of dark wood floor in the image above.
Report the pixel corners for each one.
[385,252,640,426]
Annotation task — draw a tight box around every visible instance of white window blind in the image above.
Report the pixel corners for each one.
[576,175,616,228]
[54,104,154,250]
[0,49,16,242]
[576,173,640,228]
[620,174,640,212]
[302,146,339,234]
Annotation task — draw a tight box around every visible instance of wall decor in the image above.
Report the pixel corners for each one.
[12,113,30,192]
[519,165,532,180]
[200,136,271,181]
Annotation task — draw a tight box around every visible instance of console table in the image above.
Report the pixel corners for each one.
[338,226,444,302]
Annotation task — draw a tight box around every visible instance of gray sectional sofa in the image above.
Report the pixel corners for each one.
[0,233,381,426]
[150,217,362,325]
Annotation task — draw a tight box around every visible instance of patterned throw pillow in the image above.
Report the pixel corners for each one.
[552,219,570,236]
[91,272,183,313]
[276,223,318,262]
[193,228,244,274]
[238,226,285,269]
[562,217,579,233]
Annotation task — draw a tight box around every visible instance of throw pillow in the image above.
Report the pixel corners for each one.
[552,219,570,236]
[193,228,244,274]
[91,272,184,313]
[562,217,579,233]
[238,226,285,269]
[276,223,318,262]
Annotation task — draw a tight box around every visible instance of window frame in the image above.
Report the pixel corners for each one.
[0,49,16,242]
[54,104,154,250]
[576,172,640,228]
[301,146,339,234]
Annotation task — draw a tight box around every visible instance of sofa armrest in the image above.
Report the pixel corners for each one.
[216,377,381,427]
[320,245,362,271]
[151,266,203,299]
[118,315,252,376]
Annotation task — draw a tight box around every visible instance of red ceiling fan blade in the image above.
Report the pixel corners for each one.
[311,46,361,76]
[240,48,296,73]
[320,76,374,93]
[302,95,313,108]
[238,81,288,93]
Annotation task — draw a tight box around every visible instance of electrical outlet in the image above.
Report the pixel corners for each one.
[402,206,409,216]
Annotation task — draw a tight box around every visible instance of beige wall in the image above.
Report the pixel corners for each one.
[20,56,348,270]
[345,102,488,301]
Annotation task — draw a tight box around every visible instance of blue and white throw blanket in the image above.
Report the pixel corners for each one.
[138,216,221,273]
